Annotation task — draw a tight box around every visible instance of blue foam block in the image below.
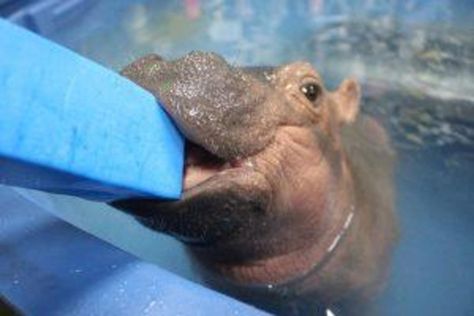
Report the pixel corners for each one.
[0,19,184,201]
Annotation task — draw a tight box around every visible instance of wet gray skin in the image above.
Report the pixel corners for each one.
[111,51,397,315]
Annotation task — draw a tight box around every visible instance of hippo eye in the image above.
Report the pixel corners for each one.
[300,83,321,103]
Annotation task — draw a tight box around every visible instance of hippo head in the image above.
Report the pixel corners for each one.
[111,52,395,308]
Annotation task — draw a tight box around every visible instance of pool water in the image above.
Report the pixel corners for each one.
[24,1,474,315]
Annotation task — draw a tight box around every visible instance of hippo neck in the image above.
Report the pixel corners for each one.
[196,158,357,287]
[214,206,356,287]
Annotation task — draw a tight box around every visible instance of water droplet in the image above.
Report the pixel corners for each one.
[143,300,157,314]
[189,108,198,116]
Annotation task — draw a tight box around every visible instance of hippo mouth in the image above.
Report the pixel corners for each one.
[183,141,246,191]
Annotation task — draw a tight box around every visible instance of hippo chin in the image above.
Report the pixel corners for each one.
[111,51,398,315]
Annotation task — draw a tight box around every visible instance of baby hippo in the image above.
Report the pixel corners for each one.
[111,52,397,315]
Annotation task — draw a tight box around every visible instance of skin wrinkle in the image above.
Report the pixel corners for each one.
[258,124,350,258]
[112,51,397,315]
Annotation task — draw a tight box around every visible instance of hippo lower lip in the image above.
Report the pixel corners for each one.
[183,141,246,191]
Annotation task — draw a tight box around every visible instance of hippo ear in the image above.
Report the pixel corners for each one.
[334,78,360,125]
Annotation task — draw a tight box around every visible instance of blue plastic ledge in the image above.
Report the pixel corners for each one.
[0,187,269,316]
[0,19,184,201]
